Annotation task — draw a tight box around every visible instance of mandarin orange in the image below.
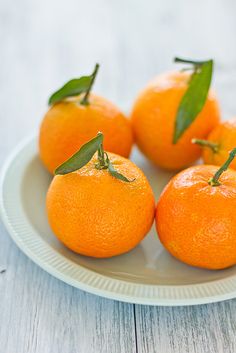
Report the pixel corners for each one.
[131,71,220,170]
[39,93,133,174]
[156,149,236,269]
[193,118,236,170]
[46,150,155,258]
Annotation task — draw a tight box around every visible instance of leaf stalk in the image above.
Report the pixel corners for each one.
[192,138,219,153]
[208,148,236,186]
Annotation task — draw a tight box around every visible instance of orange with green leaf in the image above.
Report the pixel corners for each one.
[156,148,236,269]
[39,64,133,174]
[46,133,155,258]
[192,118,236,170]
[131,57,220,170]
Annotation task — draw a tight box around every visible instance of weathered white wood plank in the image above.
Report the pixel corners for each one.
[133,1,236,352]
[135,302,236,353]
[0,224,136,353]
[0,1,139,352]
[1,0,236,352]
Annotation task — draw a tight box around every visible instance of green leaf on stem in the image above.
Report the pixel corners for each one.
[48,64,99,105]
[173,57,213,144]
[55,133,103,175]
[55,131,134,182]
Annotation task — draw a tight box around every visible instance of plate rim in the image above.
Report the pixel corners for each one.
[1,136,236,306]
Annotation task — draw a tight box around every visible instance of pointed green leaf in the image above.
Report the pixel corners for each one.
[108,161,133,183]
[48,76,93,105]
[173,58,213,144]
[48,63,99,105]
[55,133,103,175]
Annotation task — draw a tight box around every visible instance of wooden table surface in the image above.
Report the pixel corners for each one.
[1,1,236,352]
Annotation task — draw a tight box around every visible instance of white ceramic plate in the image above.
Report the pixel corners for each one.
[1,136,236,306]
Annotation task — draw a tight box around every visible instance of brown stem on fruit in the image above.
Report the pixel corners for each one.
[208,148,236,186]
[192,138,219,153]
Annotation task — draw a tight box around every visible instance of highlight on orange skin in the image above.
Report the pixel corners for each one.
[131,71,220,171]
[39,94,133,174]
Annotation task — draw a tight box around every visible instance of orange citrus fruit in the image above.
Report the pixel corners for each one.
[46,152,155,258]
[193,118,236,170]
[39,94,133,174]
[156,149,236,269]
[131,71,220,170]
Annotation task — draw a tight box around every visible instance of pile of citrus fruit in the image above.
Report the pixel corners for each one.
[39,58,236,270]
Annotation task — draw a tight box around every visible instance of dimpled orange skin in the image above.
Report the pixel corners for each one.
[46,153,155,258]
[131,71,220,171]
[156,165,236,269]
[202,119,236,169]
[39,94,133,174]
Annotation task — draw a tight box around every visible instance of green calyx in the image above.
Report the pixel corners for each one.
[48,63,99,106]
[173,57,213,144]
[192,138,219,153]
[208,148,236,186]
[55,132,133,183]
